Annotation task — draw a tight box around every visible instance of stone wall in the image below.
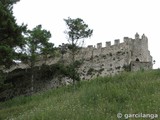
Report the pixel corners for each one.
[130,61,152,72]
[70,33,153,80]
[2,33,153,80]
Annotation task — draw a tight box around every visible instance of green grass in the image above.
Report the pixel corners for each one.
[0,70,160,120]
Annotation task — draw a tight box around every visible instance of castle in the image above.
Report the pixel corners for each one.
[2,33,153,80]
[62,33,152,80]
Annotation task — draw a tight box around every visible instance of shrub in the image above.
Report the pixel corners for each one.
[87,68,95,75]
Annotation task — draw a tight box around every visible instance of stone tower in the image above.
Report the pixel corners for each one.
[127,33,152,62]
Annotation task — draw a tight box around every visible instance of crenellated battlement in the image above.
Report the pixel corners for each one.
[86,33,148,50]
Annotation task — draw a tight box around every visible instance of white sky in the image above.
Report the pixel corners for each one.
[13,0,160,68]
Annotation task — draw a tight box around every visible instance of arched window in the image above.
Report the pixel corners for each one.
[136,58,140,61]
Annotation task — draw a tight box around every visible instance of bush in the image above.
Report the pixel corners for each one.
[123,64,131,72]
[87,68,95,75]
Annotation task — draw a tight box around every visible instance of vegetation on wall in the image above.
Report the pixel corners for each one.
[123,64,131,72]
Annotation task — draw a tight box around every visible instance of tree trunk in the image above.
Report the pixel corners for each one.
[31,73,34,93]
[30,60,35,94]
[72,49,75,85]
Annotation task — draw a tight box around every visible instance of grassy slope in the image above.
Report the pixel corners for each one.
[0,70,160,120]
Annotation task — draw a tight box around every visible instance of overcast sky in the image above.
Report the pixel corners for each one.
[13,0,160,68]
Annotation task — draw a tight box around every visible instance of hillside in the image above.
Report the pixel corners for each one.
[0,70,160,120]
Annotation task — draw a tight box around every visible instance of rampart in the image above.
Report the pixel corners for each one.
[1,33,153,80]
[66,33,153,80]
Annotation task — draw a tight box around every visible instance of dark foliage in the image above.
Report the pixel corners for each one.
[0,0,26,68]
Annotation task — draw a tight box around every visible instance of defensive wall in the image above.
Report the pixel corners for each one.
[1,33,153,80]
[64,33,153,80]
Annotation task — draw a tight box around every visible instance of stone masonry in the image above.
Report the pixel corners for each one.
[63,33,152,80]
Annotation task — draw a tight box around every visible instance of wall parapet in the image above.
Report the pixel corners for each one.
[97,43,102,49]
[86,33,148,50]
[114,39,120,45]
[106,41,111,47]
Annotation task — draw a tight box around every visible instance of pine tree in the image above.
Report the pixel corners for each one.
[23,25,53,92]
[64,17,93,85]
[0,0,26,68]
